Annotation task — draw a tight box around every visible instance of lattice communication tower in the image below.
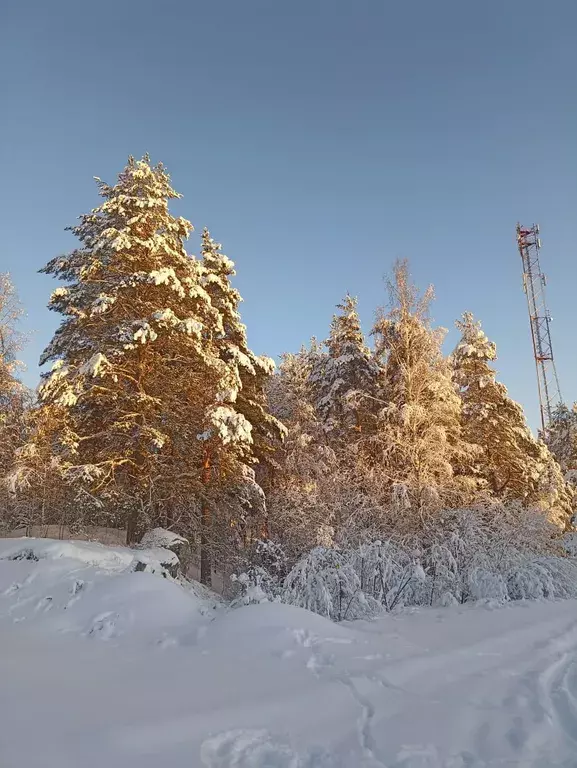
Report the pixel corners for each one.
[516,223,562,433]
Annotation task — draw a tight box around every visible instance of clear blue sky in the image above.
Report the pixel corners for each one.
[1,0,576,430]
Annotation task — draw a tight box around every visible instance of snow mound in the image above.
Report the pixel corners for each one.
[139,527,188,551]
[0,535,183,576]
[0,537,137,571]
[0,537,217,645]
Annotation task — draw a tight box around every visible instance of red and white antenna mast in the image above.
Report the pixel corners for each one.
[516,223,562,433]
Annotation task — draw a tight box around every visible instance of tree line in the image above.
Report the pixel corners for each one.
[1,155,575,588]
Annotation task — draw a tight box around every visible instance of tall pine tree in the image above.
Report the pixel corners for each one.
[200,229,284,473]
[199,228,285,552]
[36,156,275,575]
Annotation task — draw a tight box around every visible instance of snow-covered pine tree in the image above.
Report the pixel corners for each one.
[267,343,323,430]
[371,261,470,523]
[452,312,573,526]
[37,156,260,568]
[310,294,379,442]
[546,403,577,475]
[200,229,284,471]
[532,445,574,529]
[199,228,285,549]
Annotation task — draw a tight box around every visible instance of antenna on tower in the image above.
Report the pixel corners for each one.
[516,223,562,434]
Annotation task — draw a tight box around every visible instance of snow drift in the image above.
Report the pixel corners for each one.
[3,537,577,767]
[0,537,216,644]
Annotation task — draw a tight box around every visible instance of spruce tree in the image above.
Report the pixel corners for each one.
[310,294,379,441]
[453,311,543,499]
[452,312,572,526]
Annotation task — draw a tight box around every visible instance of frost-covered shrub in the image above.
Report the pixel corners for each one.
[465,568,508,603]
[282,547,376,621]
[419,507,538,605]
[506,556,577,601]
[562,533,577,557]
[420,529,498,605]
[250,539,289,581]
[353,540,425,612]
[228,506,577,621]
[410,506,577,606]
[229,539,289,607]
[230,568,276,607]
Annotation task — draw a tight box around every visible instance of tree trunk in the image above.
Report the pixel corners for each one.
[126,507,139,546]
[200,450,212,586]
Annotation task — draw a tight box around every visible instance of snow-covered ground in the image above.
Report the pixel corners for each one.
[1,538,577,767]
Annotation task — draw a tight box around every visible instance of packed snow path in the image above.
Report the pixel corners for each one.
[1,540,577,766]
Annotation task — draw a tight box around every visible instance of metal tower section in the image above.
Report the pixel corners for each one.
[516,223,562,433]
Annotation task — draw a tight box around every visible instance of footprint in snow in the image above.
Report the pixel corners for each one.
[3,572,35,597]
[392,746,484,768]
[200,729,338,768]
[292,628,318,648]
[3,582,22,596]
[306,652,335,676]
[34,596,53,613]
[200,729,299,768]
[87,611,119,640]
[64,579,86,610]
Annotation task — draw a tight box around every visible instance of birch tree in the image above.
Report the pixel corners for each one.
[0,274,29,527]
[371,261,470,524]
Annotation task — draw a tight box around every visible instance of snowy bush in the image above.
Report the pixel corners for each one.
[254,505,577,621]
[562,532,577,557]
[139,528,188,552]
[229,540,288,607]
[250,539,289,580]
[416,506,558,606]
[282,547,376,621]
[466,568,509,603]
[506,556,577,601]
[230,569,276,607]
[414,506,577,606]
[353,540,425,612]
[420,529,498,606]
[225,505,577,621]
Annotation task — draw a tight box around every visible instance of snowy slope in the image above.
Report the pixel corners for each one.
[1,538,577,767]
